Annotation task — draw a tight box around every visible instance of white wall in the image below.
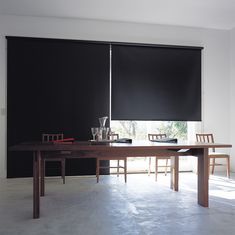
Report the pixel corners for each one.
[0,26,6,178]
[0,14,232,177]
[230,28,235,172]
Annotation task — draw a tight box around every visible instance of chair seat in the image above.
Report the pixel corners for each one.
[44,152,69,161]
[44,151,71,158]
[209,152,229,158]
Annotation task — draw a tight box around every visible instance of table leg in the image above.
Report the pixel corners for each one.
[33,151,41,219]
[197,148,209,207]
[170,156,179,191]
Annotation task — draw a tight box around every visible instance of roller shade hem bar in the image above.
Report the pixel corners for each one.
[111,118,202,122]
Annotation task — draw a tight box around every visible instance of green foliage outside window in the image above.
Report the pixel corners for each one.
[158,121,187,139]
[111,121,187,140]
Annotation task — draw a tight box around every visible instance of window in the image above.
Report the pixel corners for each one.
[110,120,198,173]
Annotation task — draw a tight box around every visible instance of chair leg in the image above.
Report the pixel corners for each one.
[124,159,127,183]
[96,159,100,183]
[211,158,215,175]
[61,158,66,184]
[40,158,45,196]
[155,158,158,181]
[148,157,152,176]
[227,157,230,178]
[117,160,120,177]
[165,159,168,176]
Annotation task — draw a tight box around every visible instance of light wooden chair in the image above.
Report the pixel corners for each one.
[96,133,127,183]
[42,133,66,184]
[196,133,230,178]
[148,133,171,181]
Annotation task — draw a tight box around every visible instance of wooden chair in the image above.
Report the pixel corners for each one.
[196,133,230,178]
[42,133,66,184]
[96,133,127,183]
[148,134,171,181]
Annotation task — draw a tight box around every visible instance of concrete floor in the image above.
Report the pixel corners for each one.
[0,173,235,235]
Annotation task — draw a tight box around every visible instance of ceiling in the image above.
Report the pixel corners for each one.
[0,0,235,30]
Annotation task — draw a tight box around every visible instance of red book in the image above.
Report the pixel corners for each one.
[53,138,75,144]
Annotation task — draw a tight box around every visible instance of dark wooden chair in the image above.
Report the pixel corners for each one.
[96,133,127,183]
[148,133,171,181]
[41,133,66,184]
[196,133,230,178]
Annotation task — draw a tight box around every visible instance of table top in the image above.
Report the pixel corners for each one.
[10,140,232,152]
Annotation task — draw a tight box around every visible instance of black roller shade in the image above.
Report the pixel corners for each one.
[7,37,110,177]
[111,44,202,121]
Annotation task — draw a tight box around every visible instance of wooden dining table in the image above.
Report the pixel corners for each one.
[10,140,232,219]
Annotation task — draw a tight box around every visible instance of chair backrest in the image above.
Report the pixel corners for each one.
[148,133,167,141]
[42,133,64,142]
[108,133,119,141]
[196,133,215,152]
